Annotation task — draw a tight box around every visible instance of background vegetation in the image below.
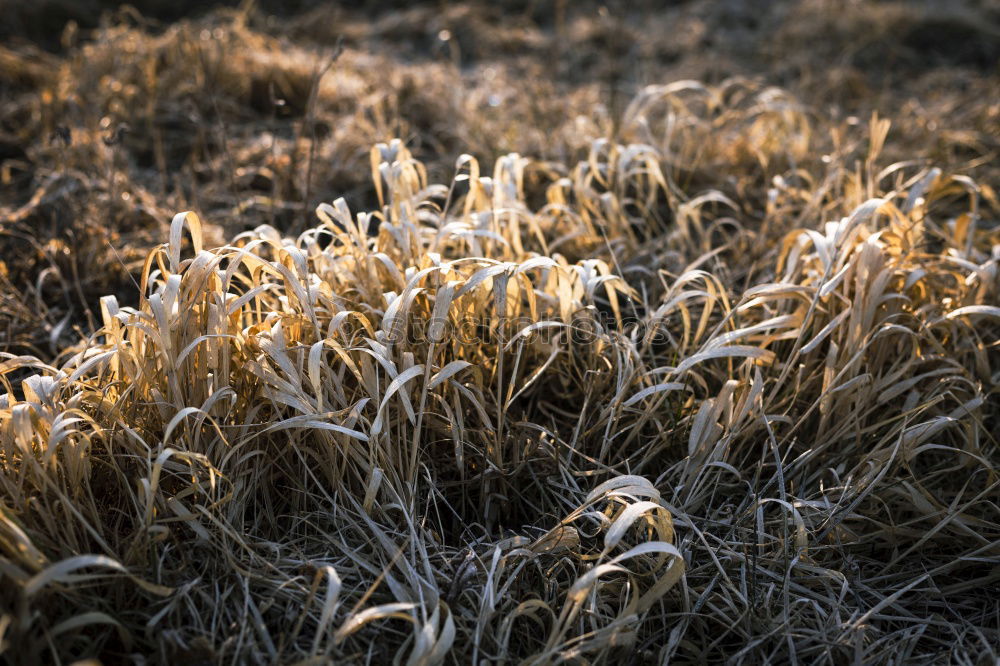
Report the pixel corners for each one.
[0,0,997,663]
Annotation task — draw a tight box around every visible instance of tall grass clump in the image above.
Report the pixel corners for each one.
[1,80,998,663]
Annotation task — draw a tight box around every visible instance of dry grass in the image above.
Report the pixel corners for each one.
[1,2,999,664]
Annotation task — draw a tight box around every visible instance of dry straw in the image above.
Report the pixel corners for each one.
[1,80,998,663]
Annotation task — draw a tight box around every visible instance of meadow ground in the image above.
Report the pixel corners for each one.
[0,1,998,663]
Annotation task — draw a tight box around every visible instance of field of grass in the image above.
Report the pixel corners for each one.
[1,1,998,663]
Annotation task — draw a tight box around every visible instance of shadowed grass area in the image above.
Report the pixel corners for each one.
[0,2,998,664]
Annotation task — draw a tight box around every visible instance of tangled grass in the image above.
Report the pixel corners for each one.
[1,78,998,663]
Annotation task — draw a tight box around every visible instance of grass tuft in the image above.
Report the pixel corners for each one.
[1,77,998,663]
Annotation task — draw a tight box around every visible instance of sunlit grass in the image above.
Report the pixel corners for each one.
[1,71,997,663]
